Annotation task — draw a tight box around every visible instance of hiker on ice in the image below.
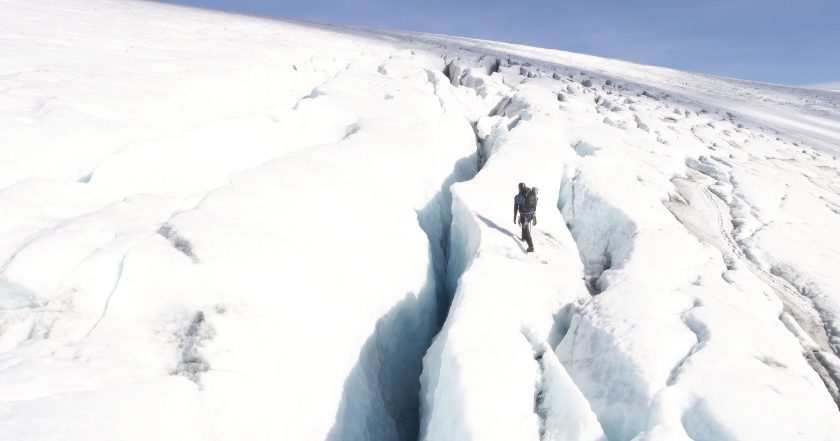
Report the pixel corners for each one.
[514,182,538,252]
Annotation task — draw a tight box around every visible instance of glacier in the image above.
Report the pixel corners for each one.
[1,1,840,440]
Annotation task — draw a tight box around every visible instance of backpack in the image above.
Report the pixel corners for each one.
[522,189,538,212]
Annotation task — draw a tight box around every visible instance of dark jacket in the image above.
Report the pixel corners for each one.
[514,188,530,218]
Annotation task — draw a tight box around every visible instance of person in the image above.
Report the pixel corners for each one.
[513,182,538,252]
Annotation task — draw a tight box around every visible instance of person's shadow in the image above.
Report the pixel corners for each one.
[474,213,526,252]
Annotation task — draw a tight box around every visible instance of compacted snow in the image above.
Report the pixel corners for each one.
[1,1,839,440]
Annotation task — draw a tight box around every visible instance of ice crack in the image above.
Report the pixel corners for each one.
[85,252,129,338]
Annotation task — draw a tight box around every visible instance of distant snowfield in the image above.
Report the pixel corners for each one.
[1,1,839,440]
[805,81,840,93]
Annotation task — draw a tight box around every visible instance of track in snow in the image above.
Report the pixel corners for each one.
[668,160,840,409]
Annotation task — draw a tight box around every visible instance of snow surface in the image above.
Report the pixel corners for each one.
[1,1,840,440]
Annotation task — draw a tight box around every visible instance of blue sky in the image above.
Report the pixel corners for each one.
[162,0,839,87]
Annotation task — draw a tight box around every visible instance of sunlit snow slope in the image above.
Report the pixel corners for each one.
[1,1,840,441]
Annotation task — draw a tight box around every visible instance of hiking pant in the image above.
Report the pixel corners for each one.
[519,212,534,249]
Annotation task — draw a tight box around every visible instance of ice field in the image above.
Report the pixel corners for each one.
[1,1,840,440]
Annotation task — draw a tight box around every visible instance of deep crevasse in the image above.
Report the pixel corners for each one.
[0,3,480,438]
[419,63,606,441]
[418,50,840,441]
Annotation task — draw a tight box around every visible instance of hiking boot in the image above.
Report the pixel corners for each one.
[527,246,534,253]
